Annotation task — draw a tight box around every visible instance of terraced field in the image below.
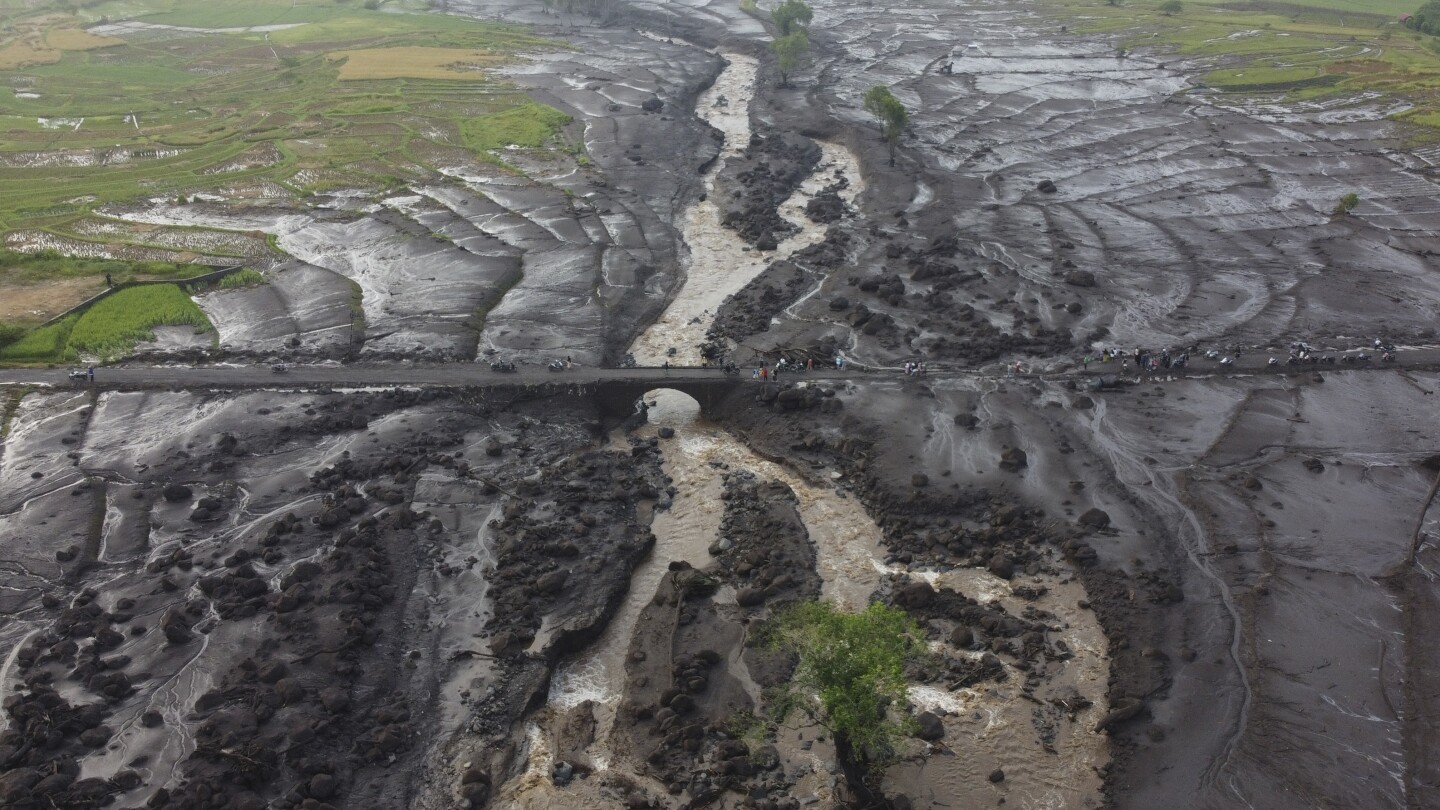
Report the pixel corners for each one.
[1045,0,1440,133]
[0,0,567,231]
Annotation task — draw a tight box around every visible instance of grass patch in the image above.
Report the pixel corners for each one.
[0,0,574,245]
[217,268,266,288]
[0,282,214,362]
[461,99,572,151]
[0,315,77,362]
[66,284,211,358]
[328,46,506,80]
[0,249,196,284]
[45,28,123,51]
[1040,0,1440,127]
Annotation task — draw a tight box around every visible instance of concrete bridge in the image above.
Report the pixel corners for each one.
[0,364,793,419]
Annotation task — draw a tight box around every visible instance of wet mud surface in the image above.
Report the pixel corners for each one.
[6,0,1440,807]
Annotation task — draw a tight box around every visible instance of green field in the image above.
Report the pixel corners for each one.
[0,283,212,362]
[0,0,577,237]
[0,0,583,363]
[1045,0,1440,133]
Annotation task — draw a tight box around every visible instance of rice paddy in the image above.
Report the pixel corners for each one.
[0,0,580,362]
[1043,0,1440,129]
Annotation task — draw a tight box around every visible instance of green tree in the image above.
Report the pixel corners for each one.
[772,30,809,87]
[771,0,813,36]
[764,601,925,804]
[1158,0,1182,14]
[863,85,908,166]
[1334,192,1360,215]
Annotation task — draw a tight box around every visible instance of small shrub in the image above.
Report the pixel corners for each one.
[1334,192,1360,215]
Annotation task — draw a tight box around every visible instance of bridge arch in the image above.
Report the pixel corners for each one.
[594,377,742,421]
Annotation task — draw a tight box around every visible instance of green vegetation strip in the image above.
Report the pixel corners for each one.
[0,284,212,362]
[1040,0,1440,132]
[0,0,579,242]
[0,249,198,286]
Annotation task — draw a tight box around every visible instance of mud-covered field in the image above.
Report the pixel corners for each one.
[5,0,1440,808]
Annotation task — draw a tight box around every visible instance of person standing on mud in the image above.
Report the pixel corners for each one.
[87,366,94,382]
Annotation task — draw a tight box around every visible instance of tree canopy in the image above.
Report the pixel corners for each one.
[1405,1,1440,35]
[772,30,809,87]
[772,0,813,36]
[862,85,908,165]
[764,601,925,774]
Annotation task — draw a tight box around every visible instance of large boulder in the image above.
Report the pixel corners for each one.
[1077,508,1111,529]
[893,580,936,609]
[162,483,193,502]
[915,711,945,741]
[999,447,1028,472]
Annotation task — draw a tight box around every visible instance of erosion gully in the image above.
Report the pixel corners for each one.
[499,48,1108,810]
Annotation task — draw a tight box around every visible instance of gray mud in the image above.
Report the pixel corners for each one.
[7,0,1440,807]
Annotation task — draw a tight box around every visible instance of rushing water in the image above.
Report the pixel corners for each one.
[511,45,1107,810]
[628,52,864,366]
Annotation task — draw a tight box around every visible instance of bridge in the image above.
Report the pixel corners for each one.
[1,353,1435,420]
[0,363,799,419]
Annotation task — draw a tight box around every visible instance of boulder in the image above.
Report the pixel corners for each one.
[308,774,338,800]
[893,581,936,609]
[1077,508,1111,529]
[162,483,193,502]
[1064,270,1096,287]
[829,296,851,311]
[915,712,945,741]
[910,473,929,488]
[641,97,663,113]
[319,688,350,714]
[999,447,1028,471]
[1037,179,1057,193]
[987,553,1015,580]
[536,570,569,594]
[160,607,194,645]
[736,587,765,607]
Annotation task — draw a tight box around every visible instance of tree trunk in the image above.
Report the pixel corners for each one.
[833,732,887,808]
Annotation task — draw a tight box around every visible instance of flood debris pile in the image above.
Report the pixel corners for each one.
[586,469,821,807]
[710,469,821,609]
[0,386,677,810]
[715,129,823,250]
